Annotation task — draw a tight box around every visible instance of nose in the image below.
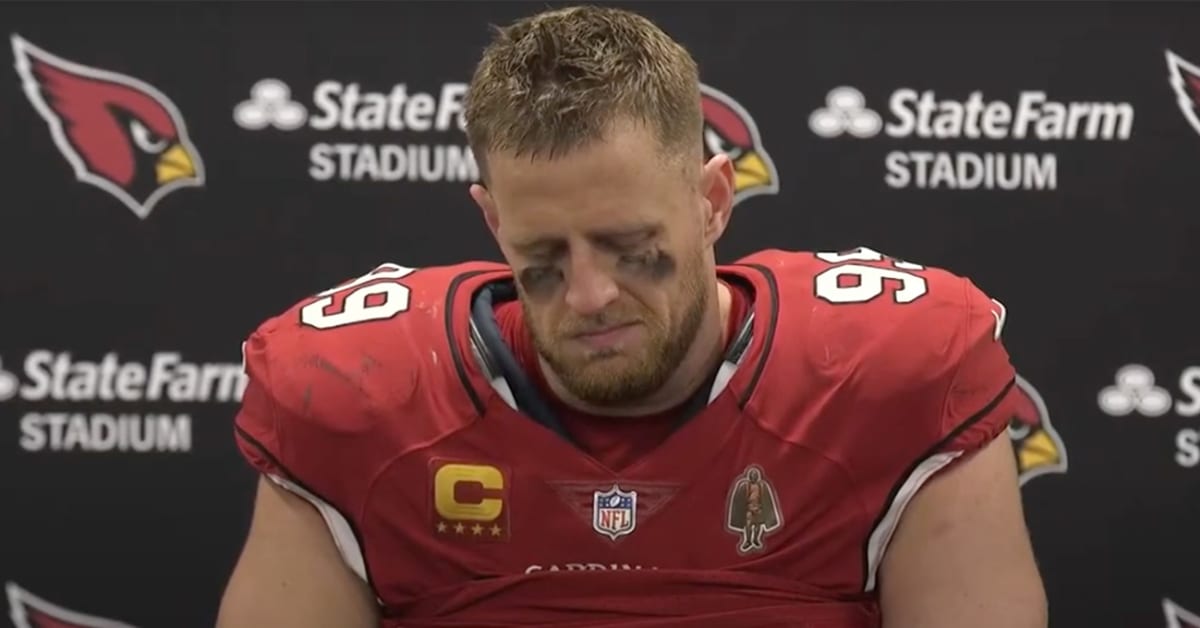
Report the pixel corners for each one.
[563,251,619,316]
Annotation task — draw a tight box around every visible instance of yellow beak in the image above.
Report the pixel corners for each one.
[156,143,197,185]
[733,150,772,192]
[1018,429,1061,473]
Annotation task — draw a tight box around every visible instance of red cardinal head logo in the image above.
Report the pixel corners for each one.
[1167,50,1200,139]
[699,84,779,207]
[1007,375,1068,486]
[12,35,204,219]
[1165,598,1200,628]
[6,581,137,628]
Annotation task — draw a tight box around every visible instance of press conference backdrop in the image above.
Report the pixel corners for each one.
[0,1,1197,626]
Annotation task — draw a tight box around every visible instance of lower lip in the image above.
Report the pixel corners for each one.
[574,324,638,350]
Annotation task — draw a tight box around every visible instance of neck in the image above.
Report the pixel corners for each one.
[540,278,732,417]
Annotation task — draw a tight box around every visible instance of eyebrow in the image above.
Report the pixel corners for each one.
[512,224,660,257]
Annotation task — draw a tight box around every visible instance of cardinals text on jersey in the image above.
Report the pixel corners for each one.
[11,35,204,219]
[809,85,1133,192]
[0,350,245,454]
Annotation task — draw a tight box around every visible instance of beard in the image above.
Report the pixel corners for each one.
[524,251,710,408]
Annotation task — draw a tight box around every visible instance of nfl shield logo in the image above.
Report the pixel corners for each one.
[592,484,637,541]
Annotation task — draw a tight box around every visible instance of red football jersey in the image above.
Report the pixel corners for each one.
[234,247,1018,627]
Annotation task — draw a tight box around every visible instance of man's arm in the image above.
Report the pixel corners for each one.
[878,434,1047,628]
[216,476,380,628]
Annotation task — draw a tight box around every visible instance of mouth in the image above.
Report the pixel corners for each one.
[571,322,641,350]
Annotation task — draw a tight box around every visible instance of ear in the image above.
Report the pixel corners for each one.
[699,152,735,246]
[469,183,501,237]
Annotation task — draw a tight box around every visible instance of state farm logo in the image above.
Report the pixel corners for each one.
[233,79,308,131]
[233,77,474,184]
[809,87,882,139]
[809,85,1133,192]
[232,78,775,201]
[1098,364,1175,417]
[233,78,468,134]
[1097,364,1200,468]
[0,350,245,454]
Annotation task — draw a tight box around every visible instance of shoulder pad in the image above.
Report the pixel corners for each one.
[759,247,991,386]
[247,260,503,435]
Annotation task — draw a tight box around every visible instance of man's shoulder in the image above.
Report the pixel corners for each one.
[736,247,1007,434]
[240,259,506,438]
[257,259,506,333]
[734,249,1017,597]
[737,246,993,363]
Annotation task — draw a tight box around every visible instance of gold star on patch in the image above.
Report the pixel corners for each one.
[454,522,465,534]
[472,524,484,535]
[490,524,502,536]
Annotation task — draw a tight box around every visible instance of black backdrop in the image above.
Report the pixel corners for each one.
[1,2,1198,627]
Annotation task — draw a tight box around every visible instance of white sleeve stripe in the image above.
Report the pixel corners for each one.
[863,451,962,592]
[267,473,369,584]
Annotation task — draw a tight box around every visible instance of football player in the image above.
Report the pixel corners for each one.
[217,6,1047,627]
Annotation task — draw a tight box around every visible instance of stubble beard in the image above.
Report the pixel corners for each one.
[526,254,710,409]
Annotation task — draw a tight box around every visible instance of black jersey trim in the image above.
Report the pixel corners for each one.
[734,264,781,409]
[444,270,493,416]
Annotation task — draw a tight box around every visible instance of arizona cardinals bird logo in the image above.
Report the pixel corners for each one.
[11,35,204,219]
[1164,598,1200,628]
[1166,50,1200,139]
[699,84,779,207]
[1007,375,1068,486]
[6,582,137,628]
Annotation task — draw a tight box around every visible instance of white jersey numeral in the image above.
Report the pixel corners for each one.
[299,263,418,330]
[813,247,928,305]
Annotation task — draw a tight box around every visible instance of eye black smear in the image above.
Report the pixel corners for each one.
[518,267,561,299]
[623,249,675,281]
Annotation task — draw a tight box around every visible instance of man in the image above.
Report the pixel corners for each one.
[217,6,1047,627]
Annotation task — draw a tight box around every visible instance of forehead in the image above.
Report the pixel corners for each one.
[484,125,690,241]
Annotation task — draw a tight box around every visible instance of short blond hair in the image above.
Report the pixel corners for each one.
[464,5,703,179]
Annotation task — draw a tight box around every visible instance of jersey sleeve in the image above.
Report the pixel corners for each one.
[230,317,385,586]
[855,275,1018,592]
[228,261,500,589]
[936,278,1019,455]
[749,249,1021,593]
[232,325,288,480]
[231,315,402,510]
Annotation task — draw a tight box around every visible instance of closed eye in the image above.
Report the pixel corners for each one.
[595,227,658,254]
